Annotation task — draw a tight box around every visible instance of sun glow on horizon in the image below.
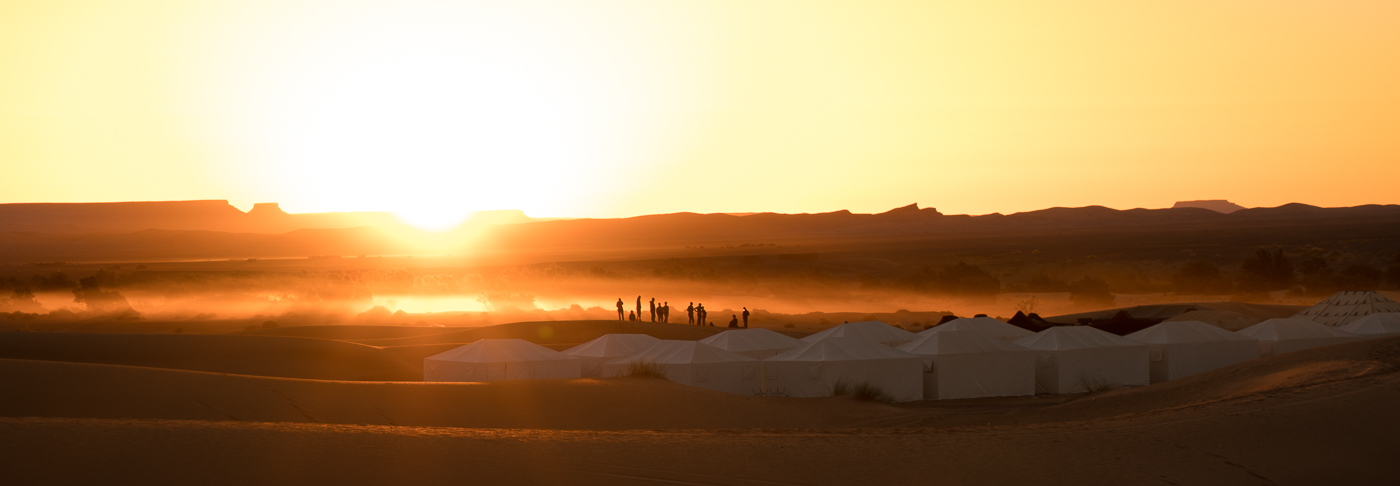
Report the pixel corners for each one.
[1,0,1398,218]
[178,0,722,225]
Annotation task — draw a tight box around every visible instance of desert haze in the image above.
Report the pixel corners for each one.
[2,199,1400,484]
[5,0,1400,484]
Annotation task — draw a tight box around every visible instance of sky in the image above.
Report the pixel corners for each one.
[2,0,1398,229]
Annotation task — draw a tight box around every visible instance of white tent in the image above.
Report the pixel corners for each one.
[1126,321,1259,383]
[919,317,1036,343]
[1238,318,1362,356]
[600,340,760,395]
[897,330,1035,400]
[1339,313,1400,337]
[698,328,803,359]
[424,339,581,382]
[1293,291,1400,326]
[1013,326,1149,394]
[563,334,661,377]
[1163,309,1261,331]
[762,337,925,402]
[800,321,918,347]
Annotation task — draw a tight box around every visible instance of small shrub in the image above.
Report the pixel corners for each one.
[624,361,668,379]
[832,380,893,403]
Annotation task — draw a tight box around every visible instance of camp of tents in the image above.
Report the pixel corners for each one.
[1126,320,1259,383]
[1014,326,1150,394]
[563,333,660,377]
[1293,291,1400,326]
[919,316,1035,343]
[898,330,1035,400]
[800,320,917,346]
[421,293,1398,402]
[1339,313,1400,337]
[1237,318,1361,356]
[599,340,761,395]
[423,338,581,382]
[762,336,926,402]
[698,328,803,359]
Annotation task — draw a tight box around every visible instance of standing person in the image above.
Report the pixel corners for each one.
[616,298,625,321]
[697,303,707,326]
[636,296,642,324]
[742,307,750,328]
[687,302,695,324]
[649,298,656,322]
[662,302,670,323]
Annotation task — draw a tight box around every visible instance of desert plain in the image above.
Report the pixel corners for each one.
[2,315,1399,485]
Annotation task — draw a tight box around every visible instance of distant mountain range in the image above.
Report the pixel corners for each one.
[1,200,1398,263]
[0,201,540,234]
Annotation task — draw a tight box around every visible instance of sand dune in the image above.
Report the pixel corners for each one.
[348,320,726,347]
[0,322,727,383]
[0,359,883,430]
[0,332,418,381]
[2,336,1396,430]
[3,337,1400,484]
[235,325,458,341]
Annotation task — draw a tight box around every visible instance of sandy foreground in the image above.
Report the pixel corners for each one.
[1,329,1398,484]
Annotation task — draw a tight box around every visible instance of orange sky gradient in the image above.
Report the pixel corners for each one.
[2,0,1398,229]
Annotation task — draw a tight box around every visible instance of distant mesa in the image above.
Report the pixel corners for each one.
[877,203,942,218]
[247,202,290,218]
[879,203,921,216]
[1172,200,1246,214]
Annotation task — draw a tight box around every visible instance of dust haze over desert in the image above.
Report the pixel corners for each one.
[3,1,1400,485]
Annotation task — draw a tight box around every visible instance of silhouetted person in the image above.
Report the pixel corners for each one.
[687,303,695,324]
[649,298,656,322]
[697,304,706,326]
[636,296,642,323]
[662,302,669,323]
[742,307,750,328]
[616,298,625,321]
[628,310,636,321]
[728,315,739,328]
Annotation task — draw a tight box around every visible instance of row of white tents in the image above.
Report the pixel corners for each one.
[424,313,1400,402]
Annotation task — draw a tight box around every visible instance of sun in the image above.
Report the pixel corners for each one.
[185,1,720,229]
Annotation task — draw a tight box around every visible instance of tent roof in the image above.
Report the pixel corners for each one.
[1163,310,1260,331]
[426,339,576,363]
[919,317,1036,341]
[563,334,661,358]
[1238,318,1357,340]
[1127,320,1256,344]
[1339,313,1400,335]
[897,330,1029,356]
[1293,291,1400,326]
[699,328,802,353]
[1013,326,1146,351]
[770,336,921,362]
[607,340,757,365]
[800,321,917,345]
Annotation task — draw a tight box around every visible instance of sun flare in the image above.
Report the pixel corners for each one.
[179,0,720,225]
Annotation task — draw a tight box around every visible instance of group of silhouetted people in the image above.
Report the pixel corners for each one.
[616,297,751,328]
[616,296,675,323]
[687,302,707,326]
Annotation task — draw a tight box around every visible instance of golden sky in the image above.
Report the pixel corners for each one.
[2,0,1398,228]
